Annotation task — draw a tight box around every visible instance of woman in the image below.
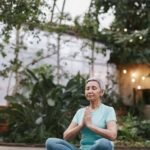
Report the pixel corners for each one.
[45,77,117,150]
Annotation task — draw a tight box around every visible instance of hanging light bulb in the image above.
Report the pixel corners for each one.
[139,36,143,40]
[124,28,128,32]
[123,69,127,74]
[141,76,145,80]
[137,85,141,90]
[131,73,136,77]
[129,39,133,43]
[131,78,136,83]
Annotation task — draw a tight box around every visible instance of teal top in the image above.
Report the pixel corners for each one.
[72,103,117,150]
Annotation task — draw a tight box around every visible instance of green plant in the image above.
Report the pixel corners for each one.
[2,66,87,143]
[3,65,65,143]
[118,113,150,141]
[118,114,139,141]
[136,120,150,140]
[0,107,8,123]
[0,113,7,123]
[103,78,126,111]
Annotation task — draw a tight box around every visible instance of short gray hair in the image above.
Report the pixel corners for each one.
[86,77,105,91]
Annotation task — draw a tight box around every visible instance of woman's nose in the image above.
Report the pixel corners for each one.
[88,88,93,92]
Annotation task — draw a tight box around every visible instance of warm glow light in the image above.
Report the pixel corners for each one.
[141,76,145,80]
[137,85,141,90]
[131,73,136,77]
[124,28,128,32]
[139,36,143,40]
[131,78,136,83]
[129,39,133,42]
[123,69,127,74]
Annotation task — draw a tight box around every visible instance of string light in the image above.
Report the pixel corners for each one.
[124,28,128,32]
[137,85,141,90]
[131,78,136,83]
[131,73,136,77]
[141,76,145,81]
[139,36,143,40]
[123,69,127,74]
[129,39,133,43]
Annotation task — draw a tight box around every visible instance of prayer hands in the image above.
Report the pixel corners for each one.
[83,107,92,127]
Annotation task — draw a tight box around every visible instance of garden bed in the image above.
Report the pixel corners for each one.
[115,141,150,150]
[115,147,150,150]
[0,141,150,150]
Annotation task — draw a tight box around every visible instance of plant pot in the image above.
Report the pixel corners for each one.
[116,107,127,116]
[0,122,8,133]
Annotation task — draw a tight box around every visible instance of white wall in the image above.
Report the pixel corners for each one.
[0,27,115,105]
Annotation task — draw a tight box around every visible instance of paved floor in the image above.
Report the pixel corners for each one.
[0,146,45,150]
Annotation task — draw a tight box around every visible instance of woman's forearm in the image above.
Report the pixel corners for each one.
[63,125,82,140]
[87,124,117,141]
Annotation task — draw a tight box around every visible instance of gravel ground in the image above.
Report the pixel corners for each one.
[0,146,45,150]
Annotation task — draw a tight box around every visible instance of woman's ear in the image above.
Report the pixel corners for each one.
[100,90,104,97]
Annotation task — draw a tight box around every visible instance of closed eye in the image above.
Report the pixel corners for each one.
[86,86,97,90]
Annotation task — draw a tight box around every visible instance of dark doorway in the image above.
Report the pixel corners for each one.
[143,89,150,104]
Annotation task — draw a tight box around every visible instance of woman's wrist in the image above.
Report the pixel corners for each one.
[86,123,94,129]
[78,124,84,130]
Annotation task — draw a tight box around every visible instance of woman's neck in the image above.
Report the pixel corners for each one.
[90,100,101,110]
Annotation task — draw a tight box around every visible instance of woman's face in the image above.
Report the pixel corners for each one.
[85,80,103,102]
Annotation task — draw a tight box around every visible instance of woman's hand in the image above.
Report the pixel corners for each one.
[63,122,83,140]
[84,107,92,127]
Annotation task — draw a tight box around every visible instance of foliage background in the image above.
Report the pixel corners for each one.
[0,0,150,145]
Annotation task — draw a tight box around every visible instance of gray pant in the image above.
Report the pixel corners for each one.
[45,137,113,150]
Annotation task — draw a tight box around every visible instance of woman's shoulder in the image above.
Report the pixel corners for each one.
[102,103,115,111]
[76,107,86,113]
[73,107,86,117]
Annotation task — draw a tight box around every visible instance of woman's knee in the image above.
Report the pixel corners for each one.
[91,138,112,150]
[45,138,60,149]
[98,138,112,149]
[45,138,77,150]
